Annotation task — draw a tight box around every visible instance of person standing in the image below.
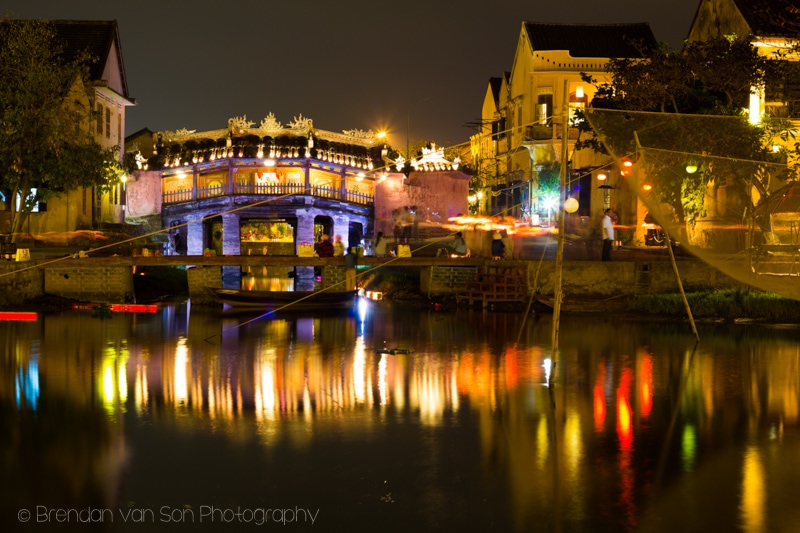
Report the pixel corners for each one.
[316,234,334,257]
[392,209,401,243]
[333,235,345,257]
[491,233,506,259]
[602,208,614,261]
[400,206,412,243]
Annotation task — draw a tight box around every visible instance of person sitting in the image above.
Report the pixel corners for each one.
[316,234,334,257]
[448,232,468,256]
[491,233,506,259]
[373,231,388,257]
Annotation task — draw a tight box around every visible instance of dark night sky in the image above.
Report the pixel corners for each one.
[6,0,701,151]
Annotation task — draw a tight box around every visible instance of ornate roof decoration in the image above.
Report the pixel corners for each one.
[228,115,255,134]
[159,128,197,143]
[173,128,196,139]
[288,114,313,133]
[394,143,460,172]
[343,129,377,140]
[151,113,385,170]
[260,112,283,131]
[156,113,377,145]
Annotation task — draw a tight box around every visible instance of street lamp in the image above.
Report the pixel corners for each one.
[542,194,557,225]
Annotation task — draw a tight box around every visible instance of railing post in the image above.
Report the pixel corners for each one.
[192,165,198,200]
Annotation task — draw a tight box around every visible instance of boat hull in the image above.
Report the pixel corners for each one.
[208,288,357,310]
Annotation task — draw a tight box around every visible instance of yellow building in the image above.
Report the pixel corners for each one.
[687,0,800,251]
[2,20,134,241]
[473,22,658,230]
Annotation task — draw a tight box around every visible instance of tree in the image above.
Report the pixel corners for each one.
[0,18,123,240]
[577,36,800,244]
[535,163,560,198]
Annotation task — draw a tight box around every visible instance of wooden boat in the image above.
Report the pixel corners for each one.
[207,287,357,310]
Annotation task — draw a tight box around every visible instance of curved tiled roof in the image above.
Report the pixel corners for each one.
[523,22,658,58]
[1,19,128,98]
[50,20,128,98]
[732,0,800,37]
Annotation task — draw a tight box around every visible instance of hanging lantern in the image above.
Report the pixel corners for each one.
[564,197,579,213]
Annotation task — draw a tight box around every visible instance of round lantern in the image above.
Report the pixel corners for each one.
[564,197,579,213]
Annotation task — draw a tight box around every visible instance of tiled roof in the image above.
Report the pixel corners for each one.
[732,0,800,37]
[523,22,658,58]
[51,20,128,97]
[2,19,128,97]
[488,76,504,106]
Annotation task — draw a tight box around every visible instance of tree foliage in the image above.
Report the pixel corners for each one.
[577,36,800,239]
[536,162,561,199]
[0,18,123,237]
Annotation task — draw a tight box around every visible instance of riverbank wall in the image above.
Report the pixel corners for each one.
[0,256,770,307]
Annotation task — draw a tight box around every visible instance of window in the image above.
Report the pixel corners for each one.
[17,189,46,212]
[569,89,588,126]
[569,101,585,126]
[536,94,553,125]
[96,103,103,135]
[492,118,506,140]
[105,108,111,139]
[517,107,523,134]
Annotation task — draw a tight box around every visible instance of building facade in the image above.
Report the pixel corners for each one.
[1,20,134,239]
[473,22,658,238]
[686,0,800,249]
[143,114,385,257]
[126,114,471,259]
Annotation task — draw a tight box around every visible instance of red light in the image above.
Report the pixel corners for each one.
[617,367,634,450]
[110,304,158,313]
[639,355,653,418]
[593,384,606,430]
[0,311,37,321]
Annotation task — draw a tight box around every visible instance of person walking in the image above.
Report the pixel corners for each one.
[602,208,614,261]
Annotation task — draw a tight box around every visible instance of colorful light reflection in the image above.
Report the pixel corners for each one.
[15,360,39,411]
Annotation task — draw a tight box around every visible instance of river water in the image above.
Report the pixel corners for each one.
[2,298,800,532]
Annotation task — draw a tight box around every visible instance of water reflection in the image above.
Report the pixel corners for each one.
[2,303,800,531]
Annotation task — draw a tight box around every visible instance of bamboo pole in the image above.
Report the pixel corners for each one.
[632,131,698,340]
[666,230,699,341]
[551,79,570,353]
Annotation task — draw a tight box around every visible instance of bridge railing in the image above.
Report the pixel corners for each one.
[163,184,373,205]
